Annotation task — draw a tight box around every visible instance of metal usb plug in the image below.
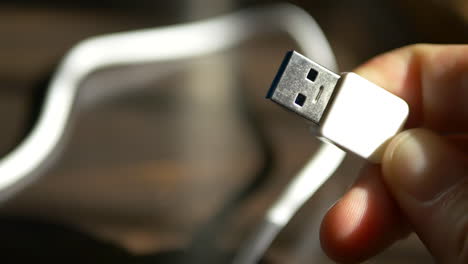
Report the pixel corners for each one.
[266,51,340,124]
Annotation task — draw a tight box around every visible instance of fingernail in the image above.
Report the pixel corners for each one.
[383,128,465,201]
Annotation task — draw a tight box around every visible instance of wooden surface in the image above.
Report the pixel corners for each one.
[0,1,464,262]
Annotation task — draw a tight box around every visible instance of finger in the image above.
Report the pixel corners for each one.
[382,128,468,263]
[354,44,468,132]
[320,165,410,263]
[320,44,468,263]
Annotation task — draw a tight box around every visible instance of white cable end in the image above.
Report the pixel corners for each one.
[268,51,409,163]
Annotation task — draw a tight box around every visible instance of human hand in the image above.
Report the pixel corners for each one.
[320,44,468,263]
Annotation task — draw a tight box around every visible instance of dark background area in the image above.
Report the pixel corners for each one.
[0,0,466,263]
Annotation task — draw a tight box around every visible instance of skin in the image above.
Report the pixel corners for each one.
[319,44,468,263]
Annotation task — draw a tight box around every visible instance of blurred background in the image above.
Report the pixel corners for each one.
[0,0,466,263]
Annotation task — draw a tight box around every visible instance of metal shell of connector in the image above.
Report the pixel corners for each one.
[267,51,340,124]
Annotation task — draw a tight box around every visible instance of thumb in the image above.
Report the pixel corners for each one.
[382,128,468,263]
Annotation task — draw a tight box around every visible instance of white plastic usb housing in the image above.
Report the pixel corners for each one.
[267,51,409,163]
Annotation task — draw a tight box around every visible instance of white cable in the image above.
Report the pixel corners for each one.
[233,145,345,264]
[0,4,345,262]
[266,143,345,226]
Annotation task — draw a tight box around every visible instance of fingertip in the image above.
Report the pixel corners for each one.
[320,187,369,263]
[320,165,410,263]
[382,128,466,201]
[381,129,412,182]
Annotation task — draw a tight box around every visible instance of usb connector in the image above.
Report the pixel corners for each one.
[267,51,340,124]
[267,51,409,163]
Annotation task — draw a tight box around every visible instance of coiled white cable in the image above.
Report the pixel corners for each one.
[0,4,345,262]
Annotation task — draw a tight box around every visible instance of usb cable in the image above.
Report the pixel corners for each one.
[233,51,408,263]
[0,3,391,263]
